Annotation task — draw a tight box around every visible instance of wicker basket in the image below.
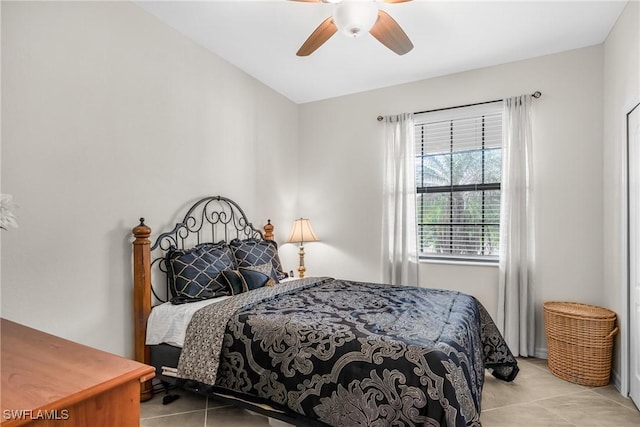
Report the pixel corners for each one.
[543,302,618,387]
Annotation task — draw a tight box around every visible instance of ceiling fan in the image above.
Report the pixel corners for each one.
[292,0,414,56]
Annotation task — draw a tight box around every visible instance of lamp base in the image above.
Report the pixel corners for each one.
[297,245,306,278]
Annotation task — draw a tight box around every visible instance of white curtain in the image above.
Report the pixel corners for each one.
[381,113,419,286]
[497,95,535,356]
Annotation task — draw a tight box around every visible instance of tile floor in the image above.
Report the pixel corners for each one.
[140,358,640,426]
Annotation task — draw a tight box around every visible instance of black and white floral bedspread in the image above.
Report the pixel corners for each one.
[178,278,518,427]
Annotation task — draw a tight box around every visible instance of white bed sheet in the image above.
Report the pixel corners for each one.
[146,296,230,347]
[145,278,298,347]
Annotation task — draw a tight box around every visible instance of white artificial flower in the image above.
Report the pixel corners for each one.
[0,194,18,230]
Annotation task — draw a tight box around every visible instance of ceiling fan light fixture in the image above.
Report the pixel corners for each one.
[333,1,379,38]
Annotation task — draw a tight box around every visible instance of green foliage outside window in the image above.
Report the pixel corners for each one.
[415,110,502,260]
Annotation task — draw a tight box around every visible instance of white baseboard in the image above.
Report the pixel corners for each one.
[611,367,623,393]
[533,347,547,359]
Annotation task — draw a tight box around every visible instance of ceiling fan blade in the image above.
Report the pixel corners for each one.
[381,0,413,3]
[369,10,413,55]
[297,17,338,56]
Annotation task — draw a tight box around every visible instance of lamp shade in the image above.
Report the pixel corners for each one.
[287,218,319,244]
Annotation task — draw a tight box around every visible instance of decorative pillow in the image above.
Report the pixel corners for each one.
[241,266,277,288]
[166,242,235,302]
[221,270,249,295]
[229,238,287,280]
[222,268,274,294]
[169,295,210,305]
[244,262,279,283]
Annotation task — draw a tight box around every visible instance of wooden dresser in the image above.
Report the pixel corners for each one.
[1,319,155,426]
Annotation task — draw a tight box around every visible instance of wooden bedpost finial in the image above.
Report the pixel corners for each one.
[133,218,151,241]
[264,219,274,241]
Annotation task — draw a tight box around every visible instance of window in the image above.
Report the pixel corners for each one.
[415,102,503,261]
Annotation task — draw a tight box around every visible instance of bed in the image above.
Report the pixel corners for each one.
[132,196,518,427]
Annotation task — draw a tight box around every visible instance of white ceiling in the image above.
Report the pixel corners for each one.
[134,0,627,104]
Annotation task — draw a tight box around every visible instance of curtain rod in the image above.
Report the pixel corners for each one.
[376,91,542,121]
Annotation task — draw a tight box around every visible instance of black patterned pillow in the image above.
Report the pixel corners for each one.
[166,242,235,302]
[244,262,279,283]
[229,238,287,280]
[239,267,276,289]
[222,268,274,294]
[221,270,249,295]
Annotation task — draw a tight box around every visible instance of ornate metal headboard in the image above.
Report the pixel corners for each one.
[132,195,273,400]
[139,195,266,305]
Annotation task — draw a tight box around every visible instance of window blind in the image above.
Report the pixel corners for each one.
[415,102,503,261]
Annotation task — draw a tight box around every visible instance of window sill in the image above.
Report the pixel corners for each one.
[420,258,499,268]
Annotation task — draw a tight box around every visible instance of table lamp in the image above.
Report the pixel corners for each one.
[287,218,319,278]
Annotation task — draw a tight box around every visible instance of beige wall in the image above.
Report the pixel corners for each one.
[603,0,640,389]
[2,1,636,393]
[0,1,299,357]
[299,45,605,359]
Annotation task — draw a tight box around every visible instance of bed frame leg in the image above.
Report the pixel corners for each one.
[160,381,181,405]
